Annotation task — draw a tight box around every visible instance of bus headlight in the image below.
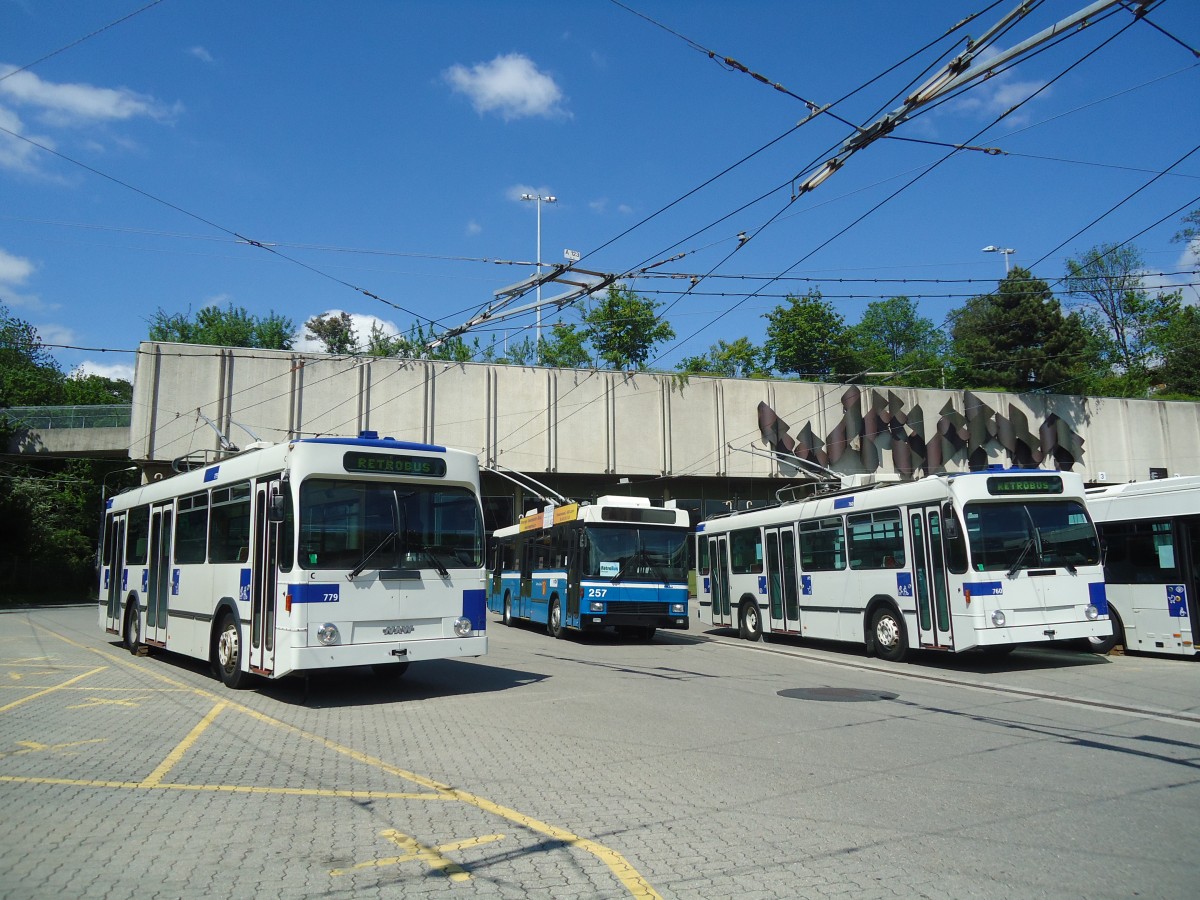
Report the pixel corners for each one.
[670,603,686,614]
[991,610,1007,627]
[1085,604,1099,620]
[589,601,605,613]
[317,623,340,645]
[453,617,473,637]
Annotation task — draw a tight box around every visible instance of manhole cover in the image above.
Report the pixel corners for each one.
[778,687,898,702]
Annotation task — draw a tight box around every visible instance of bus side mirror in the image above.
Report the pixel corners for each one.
[579,532,588,549]
[268,494,286,523]
[943,511,960,541]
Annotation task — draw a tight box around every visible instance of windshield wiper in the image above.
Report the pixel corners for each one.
[612,548,668,584]
[1006,537,1038,579]
[419,545,450,578]
[348,531,397,581]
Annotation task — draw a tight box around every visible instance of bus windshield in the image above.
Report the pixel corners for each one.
[963,500,1100,573]
[584,524,689,582]
[298,478,483,572]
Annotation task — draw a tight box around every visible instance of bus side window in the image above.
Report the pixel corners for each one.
[697,535,709,575]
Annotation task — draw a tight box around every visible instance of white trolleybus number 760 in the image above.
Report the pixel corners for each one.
[99,432,488,688]
[695,468,1112,661]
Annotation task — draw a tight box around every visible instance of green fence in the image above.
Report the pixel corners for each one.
[1,404,133,430]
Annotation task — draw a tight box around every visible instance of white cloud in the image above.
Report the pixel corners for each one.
[71,360,134,382]
[33,321,74,346]
[466,219,482,236]
[189,46,215,64]
[0,247,35,285]
[617,203,633,215]
[0,64,180,127]
[589,198,608,214]
[0,105,51,173]
[444,53,568,121]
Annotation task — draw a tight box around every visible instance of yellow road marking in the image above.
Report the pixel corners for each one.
[0,667,106,713]
[0,776,449,799]
[32,625,663,899]
[141,700,227,786]
[0,739,105,759]
[330,830,505,880]
[67,696,147,709]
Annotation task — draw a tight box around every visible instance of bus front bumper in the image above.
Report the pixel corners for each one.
[288,635,487,672]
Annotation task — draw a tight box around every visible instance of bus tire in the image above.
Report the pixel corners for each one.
[871,606,908,662]
[502,591,513,627]
[1088,608,1123,654]
[123,601,141,655]
[740,600,763,642]
[547,597,564,639]
[214,611,248,689]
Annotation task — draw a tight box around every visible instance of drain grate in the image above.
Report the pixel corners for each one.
[778,687,898,702]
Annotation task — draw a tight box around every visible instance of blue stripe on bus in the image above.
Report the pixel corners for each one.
[463,589,486,631]
[289,583,341,603]
[834,496,854,509]
[1089,581,1108,615]
[964,581,1003,597]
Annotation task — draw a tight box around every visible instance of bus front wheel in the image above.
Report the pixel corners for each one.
[214,612,248,689]
[740,600,763,642]
[871,606,908,662]
[547,598,564,639]
[1087,609,1124,655]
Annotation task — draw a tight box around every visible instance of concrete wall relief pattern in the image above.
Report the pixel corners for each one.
[757,388,1084,477]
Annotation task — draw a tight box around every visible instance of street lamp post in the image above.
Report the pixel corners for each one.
[982,245,1015,274]
[520,193,557,350]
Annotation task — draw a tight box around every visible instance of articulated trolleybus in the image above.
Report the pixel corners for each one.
[99,432,487,688]
[1086,475,1200,658]
[696,469,1110,661]
[487,496,690,639]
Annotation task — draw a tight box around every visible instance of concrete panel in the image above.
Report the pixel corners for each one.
[129,342,1200,485]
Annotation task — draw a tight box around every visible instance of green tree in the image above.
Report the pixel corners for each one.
[539,322,591,368]
[304,312,358,354]
[677,337,766,377]
[63,372,133,405]
[1154,305,1200,398]
[1,302,65,412]
[581,285,674,370]
[846,296,947,388]
[1065,244,1180,395]
[948,267,1092,392]
[149,303,294,349]
[762,290,857,380]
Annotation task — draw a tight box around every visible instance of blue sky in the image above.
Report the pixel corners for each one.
[1,0,1197,383]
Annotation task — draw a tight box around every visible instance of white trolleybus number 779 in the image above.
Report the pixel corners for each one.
[695,469,1111,661]
[99,432,487,688]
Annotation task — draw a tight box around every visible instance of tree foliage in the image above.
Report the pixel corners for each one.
[762,290,856,380]
[677,337,766,378]
[948,267,1094,393]
[847,296,947,388]
[149,303,295,349]
[581,285,675,370]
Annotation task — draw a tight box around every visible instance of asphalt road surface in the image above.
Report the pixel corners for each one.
[2,604,1197,899]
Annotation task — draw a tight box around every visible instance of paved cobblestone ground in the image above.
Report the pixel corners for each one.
[2,605,1198,899]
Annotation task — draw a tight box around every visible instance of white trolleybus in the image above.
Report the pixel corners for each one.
[695,469,1110,661]
[487,496,690,640]
[1085,475,1200,658]
[99,432,487,688]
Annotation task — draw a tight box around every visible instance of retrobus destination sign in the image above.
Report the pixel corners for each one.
[342,452,446,477]
[985,475,1063,496]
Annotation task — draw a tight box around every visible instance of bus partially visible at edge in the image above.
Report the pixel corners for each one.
[1085,475,1199,658]
[99,432,487,688]
[487,496,690,639]
[695,468,1110,661]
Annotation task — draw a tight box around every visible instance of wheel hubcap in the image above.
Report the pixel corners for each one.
[876,616,899,648]
[218,626,238,669]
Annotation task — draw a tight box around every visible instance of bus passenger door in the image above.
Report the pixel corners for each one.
[708,536,733,628]
[249,478,281,675]
[911,506,954,650]
[103,514,127,634]
[767,526,801,635]
[145,504,172,646]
